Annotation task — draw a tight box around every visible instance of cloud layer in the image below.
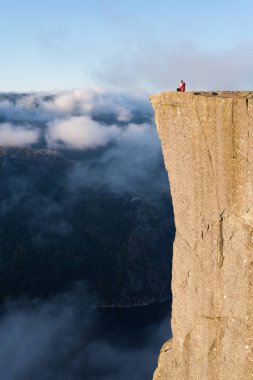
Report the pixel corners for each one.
[0,89,167,196]
[0,89,153,149]
[0,288,171,380]
[46,116,120,149]
[0,90,173,304]
[0,90,173,380]
[0,123,40,147]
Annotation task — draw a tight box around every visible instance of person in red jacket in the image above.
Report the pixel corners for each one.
[177,80,186,92]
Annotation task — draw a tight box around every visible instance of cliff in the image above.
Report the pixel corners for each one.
[150,92,253,379]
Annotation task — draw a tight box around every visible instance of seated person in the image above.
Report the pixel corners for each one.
[177,80,186,92]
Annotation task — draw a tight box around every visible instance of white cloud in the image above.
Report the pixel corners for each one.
[46,116,120,149]
[45,89,137,122]
[0,89,151,127]
[0,89,153,151]
[44,89,96,114]
[94,42,253,92]
[0,123,40,147]
[115,105,132,122]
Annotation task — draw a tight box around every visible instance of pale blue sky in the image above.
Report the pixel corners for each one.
[0,0,253,92]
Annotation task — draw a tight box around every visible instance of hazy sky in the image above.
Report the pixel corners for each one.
[0,0,253,92]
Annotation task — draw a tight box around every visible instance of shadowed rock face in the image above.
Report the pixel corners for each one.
[151,92,253,379]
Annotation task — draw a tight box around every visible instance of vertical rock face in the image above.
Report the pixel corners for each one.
[150,92,253,380]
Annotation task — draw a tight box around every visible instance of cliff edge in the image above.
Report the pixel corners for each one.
[150,92,253,379]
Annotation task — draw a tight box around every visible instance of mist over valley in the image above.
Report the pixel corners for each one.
[0,89,174,380]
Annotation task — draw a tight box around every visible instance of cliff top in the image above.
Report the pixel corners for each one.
[151,91,253,103]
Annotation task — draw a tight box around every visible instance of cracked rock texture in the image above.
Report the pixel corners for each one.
[150,92,253,379]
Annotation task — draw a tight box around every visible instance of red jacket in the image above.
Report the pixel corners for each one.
[180,82,185,92]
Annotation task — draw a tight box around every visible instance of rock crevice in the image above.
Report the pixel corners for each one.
[151,92,253,380]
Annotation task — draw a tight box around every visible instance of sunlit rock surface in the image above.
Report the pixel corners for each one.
[151,92,253,379]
